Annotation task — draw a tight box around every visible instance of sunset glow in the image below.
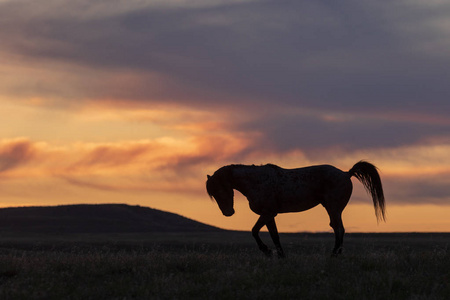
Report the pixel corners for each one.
[1,0,449,232]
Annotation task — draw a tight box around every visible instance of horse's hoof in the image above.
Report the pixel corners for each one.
[331,247,343,257]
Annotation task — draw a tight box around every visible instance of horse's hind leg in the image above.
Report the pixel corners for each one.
[325,207,345,256]
[252,216,272,257]
[331,217,345,256]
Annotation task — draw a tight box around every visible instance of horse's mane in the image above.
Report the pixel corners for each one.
[228,163,280,169]
[207,163,280,197]
[265,163,280,169]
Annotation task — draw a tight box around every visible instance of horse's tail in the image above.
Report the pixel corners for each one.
[348,161,386,222]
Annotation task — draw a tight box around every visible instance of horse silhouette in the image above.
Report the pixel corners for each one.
[206,161,385,257]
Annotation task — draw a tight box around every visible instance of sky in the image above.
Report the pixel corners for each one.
[1,0,450,232]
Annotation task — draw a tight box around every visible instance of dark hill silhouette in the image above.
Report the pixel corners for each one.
[0,204,222,234]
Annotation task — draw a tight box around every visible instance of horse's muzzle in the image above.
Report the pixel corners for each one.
[222,208,235,217]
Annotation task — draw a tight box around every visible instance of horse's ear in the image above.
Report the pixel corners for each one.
[207,175,211,179]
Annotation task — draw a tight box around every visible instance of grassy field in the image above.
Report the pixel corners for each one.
[0,232,448,299]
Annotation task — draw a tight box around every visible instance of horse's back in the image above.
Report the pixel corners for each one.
[255,164,350,189]
[274,164,352,213]
[280,164,348,181]
[293,164,351,193]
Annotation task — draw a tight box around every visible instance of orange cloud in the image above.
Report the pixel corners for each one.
[1,131,450,207]
[78,99,235,133]
[0,132,255,193]
[67,141,160,173]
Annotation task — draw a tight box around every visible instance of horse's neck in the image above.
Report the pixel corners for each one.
[228,165,258,195]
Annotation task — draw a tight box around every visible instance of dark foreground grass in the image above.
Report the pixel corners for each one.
[0,232,448,299]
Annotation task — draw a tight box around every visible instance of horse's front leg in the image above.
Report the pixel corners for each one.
[252,216,272,257]
[266,218,285,258]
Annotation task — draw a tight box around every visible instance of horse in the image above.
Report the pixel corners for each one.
[206,161,385,257]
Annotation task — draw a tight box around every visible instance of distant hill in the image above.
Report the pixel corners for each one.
[0,204,223,234]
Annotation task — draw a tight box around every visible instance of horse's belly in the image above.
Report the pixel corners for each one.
[278,196,320,213]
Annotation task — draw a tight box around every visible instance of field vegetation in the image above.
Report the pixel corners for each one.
[0,232,448,299]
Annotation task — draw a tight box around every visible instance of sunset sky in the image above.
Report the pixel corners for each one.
[1,0,449,232]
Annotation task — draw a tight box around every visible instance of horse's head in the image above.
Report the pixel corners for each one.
[206,171,235,217]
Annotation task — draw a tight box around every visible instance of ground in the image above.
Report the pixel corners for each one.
[0,232,448,299]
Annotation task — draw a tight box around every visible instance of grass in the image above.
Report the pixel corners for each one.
[0,232,449,299]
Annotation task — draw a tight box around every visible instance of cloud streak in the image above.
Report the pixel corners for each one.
[0,138,38,172]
